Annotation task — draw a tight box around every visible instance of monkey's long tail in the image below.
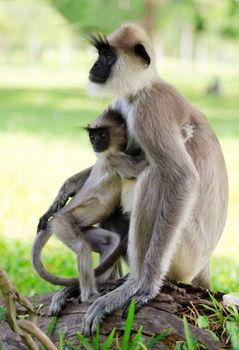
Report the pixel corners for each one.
[31,229,79,286]
[31,230,127,286]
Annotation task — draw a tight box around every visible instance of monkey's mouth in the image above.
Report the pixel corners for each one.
[89,73,106,84]
[93,146,107,153]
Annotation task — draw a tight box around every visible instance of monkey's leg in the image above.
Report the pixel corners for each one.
[51,199,117,304]
[52,214,98,303]
[85,227,122,283]
[49,226,122,315]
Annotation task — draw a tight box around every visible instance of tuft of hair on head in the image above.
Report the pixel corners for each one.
[107,23,151,47]
[88,108,125,130]
[88,33,110,52]
[104,108,125,126]
[82,125,92,133]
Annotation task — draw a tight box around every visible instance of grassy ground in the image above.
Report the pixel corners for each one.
[0,56,239,297]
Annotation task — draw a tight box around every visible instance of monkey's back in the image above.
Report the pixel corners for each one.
[169,106,228,283]
[187,108,228,242]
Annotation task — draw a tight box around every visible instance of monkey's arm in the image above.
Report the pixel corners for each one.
[37,167,92,231]
[119,109,200,313]
[80,106,199,336]
[108,153,147,179]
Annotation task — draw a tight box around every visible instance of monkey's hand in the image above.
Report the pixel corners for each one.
[80,278,139,336]
[37,194,68,232]
[109,153,147,179]
[37,167,92,233]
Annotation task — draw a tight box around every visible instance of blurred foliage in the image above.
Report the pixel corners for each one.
[0,0,72,47]
[0,0,238,64]
[50,0,144,33]
[49,0,239,37]
[222,0,239,39]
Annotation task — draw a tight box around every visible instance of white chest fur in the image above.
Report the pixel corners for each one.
[113,98,138,214]
[113,98,135,133]
[121,178,136,214]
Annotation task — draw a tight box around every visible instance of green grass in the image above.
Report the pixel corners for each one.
[60,301,171,349]
[0,57,239,297]
[37,298,239,349]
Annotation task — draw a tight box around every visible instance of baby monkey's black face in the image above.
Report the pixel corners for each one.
[88,127,110,153]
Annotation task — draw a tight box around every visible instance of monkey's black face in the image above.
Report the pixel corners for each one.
[89,36,117,84]
[88,127,110,153]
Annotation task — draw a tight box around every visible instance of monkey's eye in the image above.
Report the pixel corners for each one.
[100,133,106,139]
[89,133,95,140]
[101,48,116,66]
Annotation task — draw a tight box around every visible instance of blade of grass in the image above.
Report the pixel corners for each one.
[122,300,135,350]
[183,316,195,350]
[46,317,58,335]
[92,324,100,350]
[76,332,94,350]
[65,340,80,350]
[136,343,147,350]
[200,304,217,313]
[128,326,143,349]
[101,327,116,350]
[147,329,171,348]
[59,329,64,350]
[208,292,221,310]
[115,335,121,350]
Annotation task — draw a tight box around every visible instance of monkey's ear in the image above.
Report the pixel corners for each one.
[134,43,151,65]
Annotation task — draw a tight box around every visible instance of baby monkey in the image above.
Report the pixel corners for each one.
[32,108,146,310]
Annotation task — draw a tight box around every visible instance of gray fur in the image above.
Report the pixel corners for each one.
[80,24,228,335]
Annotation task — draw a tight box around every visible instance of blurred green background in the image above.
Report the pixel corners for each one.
[0,0,238,296]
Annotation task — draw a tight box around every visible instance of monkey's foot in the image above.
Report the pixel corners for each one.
[79,289,100,304]
[49,292,68,316]
[80,279,138,336]
[79,296,107,336]
[122,289,152,318]
[49,286,79,316]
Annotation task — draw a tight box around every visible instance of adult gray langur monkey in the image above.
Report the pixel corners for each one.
[32,108,147,314]
[80,24,228,335]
